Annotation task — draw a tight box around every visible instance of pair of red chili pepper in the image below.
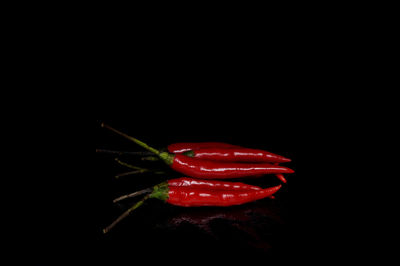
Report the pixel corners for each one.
[168,142,291,183]
[101,124,294,181]
[100,124,294,233]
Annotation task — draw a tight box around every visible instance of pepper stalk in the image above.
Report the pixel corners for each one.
[103,182,169,234]
[101,123,175,165]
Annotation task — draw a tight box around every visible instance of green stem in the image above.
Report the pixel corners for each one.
[141,156,160,161]
[115,169,165,178]
[102,182,170,233]
[114,158,149,178]
[113,188,153,203]
[101,123,175,165]
[115,169,148,179]
[101,123,160,155]
[96,149,153,156]
[103,194,150,234]
[114,158,145,170]
[114,158,165,178]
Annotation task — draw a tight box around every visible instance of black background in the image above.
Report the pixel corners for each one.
[8,10,379,263]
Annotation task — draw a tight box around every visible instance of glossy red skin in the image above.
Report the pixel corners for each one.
[167,177,262,191]
[166,184,281,207]
[168,142,240,154]
[191,147,291,163]
[170,154,294,179]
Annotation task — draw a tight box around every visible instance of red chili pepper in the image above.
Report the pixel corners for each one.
[103,177,282,233]
[181,147,291,163]
[168,142,241,153]
[166,185,280,207]
[170,154,294,179]
[171,144,290,182]
[101,124,294,180]
[167,177,263,191]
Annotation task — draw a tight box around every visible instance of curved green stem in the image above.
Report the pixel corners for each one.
[115,169,165,178]
[102,181,170,233]
[96,149,153,156]
[103,194,150,234]
[101,123,175,165]
[141,156,159,161]
[115,170,148,179]
[114,158,145,170]
[114,158,149,178]
[114,158,165,178]
[113,188,153,203]
[101,123,160,155]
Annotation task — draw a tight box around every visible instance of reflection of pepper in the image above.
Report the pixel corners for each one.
[101,124,294,179]
[103,177,281,233]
